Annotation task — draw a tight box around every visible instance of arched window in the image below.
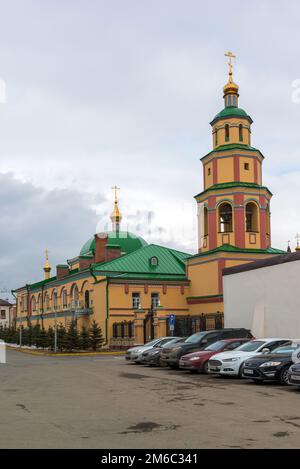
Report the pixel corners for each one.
[44,292,50,311]
[62,289,68,309]
[219,203,233,233]
[84,290,90,309]
[31,297,36,312]
[239,124,243,142]
[53,291,58,310]
[204,207,208,236]
[38,294,42,310]
[245,202,259,232]
[225,124,229,142]
[215,129,218,146]
[71,284,79,309]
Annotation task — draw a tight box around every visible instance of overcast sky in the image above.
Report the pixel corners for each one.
[0,0,300,298]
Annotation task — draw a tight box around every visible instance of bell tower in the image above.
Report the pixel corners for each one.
[196,52,272,253]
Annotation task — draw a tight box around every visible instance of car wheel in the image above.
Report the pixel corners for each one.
[203,361,209,374]
[238,363,245,378]
[279,366,290,385]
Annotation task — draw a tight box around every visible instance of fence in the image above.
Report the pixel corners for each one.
[166,312,224,337]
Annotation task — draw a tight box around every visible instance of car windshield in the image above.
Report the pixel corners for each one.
[272,344,299,354]
[145,339,161,347]
[205,340,227,351]
[161,338,181,348]
[235,340,266,352]
[185,332,207,344]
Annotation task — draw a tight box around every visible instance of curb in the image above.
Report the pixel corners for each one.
[7,346,125,357]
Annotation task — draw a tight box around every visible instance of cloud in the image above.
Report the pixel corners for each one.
[0,0,299,299]
[0,173,105,297]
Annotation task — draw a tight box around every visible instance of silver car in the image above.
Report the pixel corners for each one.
[126,337,178,363]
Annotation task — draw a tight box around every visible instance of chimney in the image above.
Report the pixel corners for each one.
[56,265,69,280]
[94,233,109,263]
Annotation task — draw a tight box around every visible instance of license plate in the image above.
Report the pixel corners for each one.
[244,368,254,375]
[291,374,300,381]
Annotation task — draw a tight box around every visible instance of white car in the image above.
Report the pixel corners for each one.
[125,337,176,363]
[207,338,290,377]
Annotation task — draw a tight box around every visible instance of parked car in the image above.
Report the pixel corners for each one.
[287,362,300,387]
[242,342,300,385]
[179,338,251,373]
[208,338,290,377]
[160,328,253,369]
[126,337,178,363]
[141,337,185,366]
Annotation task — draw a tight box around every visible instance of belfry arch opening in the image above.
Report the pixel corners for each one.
[218,203,233,233]
[245,202,259,232]
[225,124,229,142]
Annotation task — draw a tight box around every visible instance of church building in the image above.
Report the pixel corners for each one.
[14,54,286,345]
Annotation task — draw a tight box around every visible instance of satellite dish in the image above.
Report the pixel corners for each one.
[292,345,300,363]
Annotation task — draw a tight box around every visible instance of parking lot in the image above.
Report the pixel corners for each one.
[1,349,300,448]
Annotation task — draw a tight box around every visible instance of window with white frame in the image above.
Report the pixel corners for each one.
[132,292,141,309]
[151,293,160,308]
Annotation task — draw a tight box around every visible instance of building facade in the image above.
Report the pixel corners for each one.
[0,299,13,328]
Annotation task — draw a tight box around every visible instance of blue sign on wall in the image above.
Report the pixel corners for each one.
[169,314,175,326]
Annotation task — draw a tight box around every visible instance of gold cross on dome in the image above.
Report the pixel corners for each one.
[225,51,236,78]
[112,185,120,203]
[45,249,49,261]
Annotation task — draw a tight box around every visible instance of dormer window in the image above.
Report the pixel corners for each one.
[150,256,158,267]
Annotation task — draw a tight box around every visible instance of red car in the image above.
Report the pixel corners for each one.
[179,338,251,373]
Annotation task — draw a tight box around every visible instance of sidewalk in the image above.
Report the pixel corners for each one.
[6,344,125,357]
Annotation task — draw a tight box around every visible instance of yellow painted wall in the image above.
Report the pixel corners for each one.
[217,157,234,183]
[188,260,219,298]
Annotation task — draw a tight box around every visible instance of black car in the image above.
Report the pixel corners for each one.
[242,342,297,385]
[288,362,300,387]
[141,337,185,366]
[160,328,253,369]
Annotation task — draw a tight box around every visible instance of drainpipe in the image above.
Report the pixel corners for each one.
[11,290,17,328]
[41,285,44,329]
[25,284,31,327]
[105,279,109,347]
[89,266,109,346]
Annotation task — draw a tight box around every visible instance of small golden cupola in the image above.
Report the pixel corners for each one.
[210,51,253,149]
[110,185,122,233]
[43,249,51,280]
[223,51,239,108]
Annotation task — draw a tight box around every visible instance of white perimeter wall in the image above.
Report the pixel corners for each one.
[223,259,300,339]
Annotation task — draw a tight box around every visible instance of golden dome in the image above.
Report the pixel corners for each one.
[223,78,239,95]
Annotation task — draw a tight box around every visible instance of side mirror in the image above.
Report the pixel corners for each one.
[262,348,270,354]
[201,339,208,345]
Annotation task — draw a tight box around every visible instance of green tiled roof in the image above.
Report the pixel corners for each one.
[80,231,148,256]
[92,244,190,279]
[201,143,264,161]
[188,244,286,260]
[195,181,272,199]
[210,106,252,125]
